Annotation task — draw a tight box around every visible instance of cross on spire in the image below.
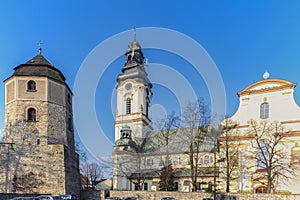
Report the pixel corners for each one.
[37,40,43,54]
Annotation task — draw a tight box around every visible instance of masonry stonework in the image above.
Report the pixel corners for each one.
[0,54,80,196]
[109,190,300,200]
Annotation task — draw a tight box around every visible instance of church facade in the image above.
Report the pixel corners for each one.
[112,38,217,192]
[0,53,81,196]
[112,38,300,194]
[223,73,300,194]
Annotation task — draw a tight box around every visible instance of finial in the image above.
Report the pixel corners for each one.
[133,27,136,42]
[263,70,270,80]
[145,58,149,66]
[37,40,43,54]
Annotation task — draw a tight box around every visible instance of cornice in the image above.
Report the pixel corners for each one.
[238,78,296,97]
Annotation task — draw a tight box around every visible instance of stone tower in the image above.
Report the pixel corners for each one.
[1,53,80,196]
[113,37,153,190]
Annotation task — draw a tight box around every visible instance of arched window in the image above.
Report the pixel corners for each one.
[291,143,300,164]
[143,182,148,191]
[146,101,149,117]
[27,80,36,91]
[257,141,269,169]
[126,98,131,114]
[260,102,269,119]
[27,108,36,121]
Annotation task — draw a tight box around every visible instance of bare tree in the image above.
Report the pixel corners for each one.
[219,117,239,193]
[181,99,211,192]
[1,119,45,193]
[75,140,88,163]
[155,112,179,191]
[206,125,222,199]
[80,162,104,188]
[248,119,299,193]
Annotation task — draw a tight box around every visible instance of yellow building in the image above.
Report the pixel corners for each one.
[112,38,300,194]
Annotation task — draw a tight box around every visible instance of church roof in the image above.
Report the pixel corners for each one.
[117,35,151,87]
[5,54,66,83]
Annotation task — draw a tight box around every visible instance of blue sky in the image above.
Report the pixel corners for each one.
[1,1,300,158]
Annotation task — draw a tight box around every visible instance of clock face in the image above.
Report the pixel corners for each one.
[125,83,132,90]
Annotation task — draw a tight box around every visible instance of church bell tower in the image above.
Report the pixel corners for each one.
[1,50,80,196]
[114,35,153,144]
[113,33,153,190]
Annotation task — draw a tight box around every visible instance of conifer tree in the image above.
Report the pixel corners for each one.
[158,164,175,191]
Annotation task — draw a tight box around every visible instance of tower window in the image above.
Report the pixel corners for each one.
[260,102,269,119]
[27,80,36,91]
[146,101,149,117]
[126,98,131,114]
[27,108,37,122]
[68,117,73,131]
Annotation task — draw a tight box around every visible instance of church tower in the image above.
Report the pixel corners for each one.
[114,36,153,143]
[1,52,80,196]
[113,35,153,190]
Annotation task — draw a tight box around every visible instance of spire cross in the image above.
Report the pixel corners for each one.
[37,40,43,54]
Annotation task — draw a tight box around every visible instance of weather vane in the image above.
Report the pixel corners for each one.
[37,40,43,54]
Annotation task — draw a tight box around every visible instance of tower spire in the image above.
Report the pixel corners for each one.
[133,27,136,42]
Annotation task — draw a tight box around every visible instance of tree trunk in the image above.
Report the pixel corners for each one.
[226,137,230,193]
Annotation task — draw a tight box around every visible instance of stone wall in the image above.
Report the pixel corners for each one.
[0,193,51,200]
[110,191,213,200]
[109,191,300,200]
[5,80,15,103]
[1,74,80,196]
[80,190,101,200]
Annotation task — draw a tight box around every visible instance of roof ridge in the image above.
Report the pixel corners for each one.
[25,54,53,67]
